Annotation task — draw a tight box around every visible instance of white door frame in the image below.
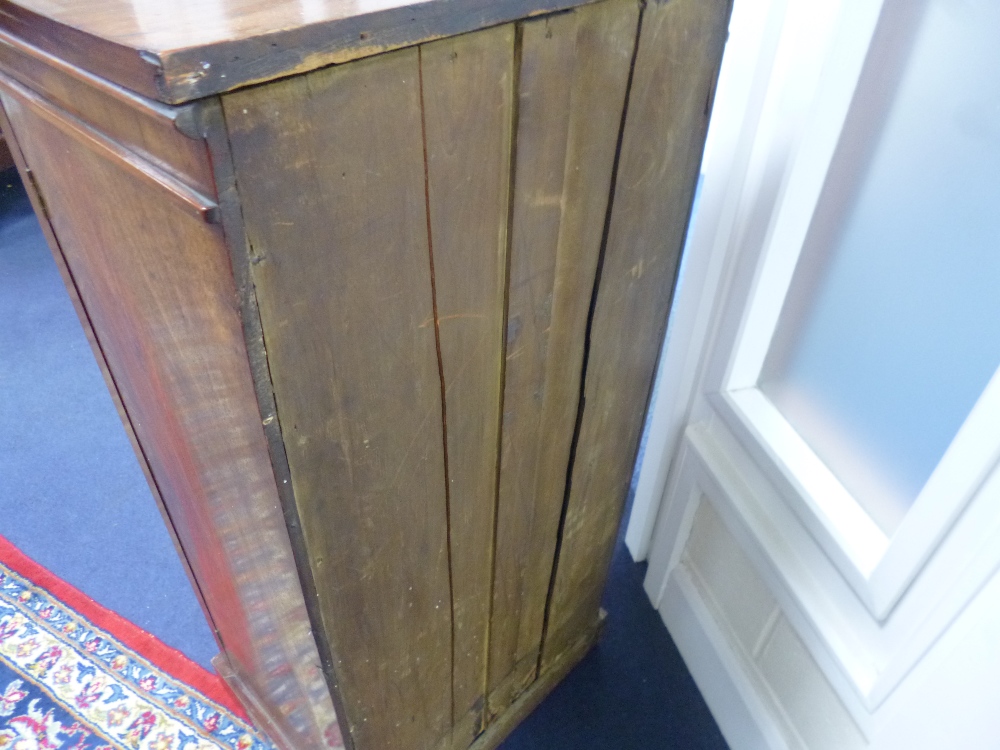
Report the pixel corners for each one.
[627,0,1000,745]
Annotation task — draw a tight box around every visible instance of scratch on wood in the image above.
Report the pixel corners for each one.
[385,400,439,493]
[419,312,488,328]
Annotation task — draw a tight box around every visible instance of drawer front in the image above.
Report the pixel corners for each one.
[0,79,340,750]
[0,30,215,197]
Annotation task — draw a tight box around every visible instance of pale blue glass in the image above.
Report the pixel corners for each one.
[759,0,1000,534]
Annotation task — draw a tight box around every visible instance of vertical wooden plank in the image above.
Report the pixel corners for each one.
[197,100,347,750]
[224,48,453,750]
[487,0,640,718]
[541,0,731,668]
[419,26,515,747]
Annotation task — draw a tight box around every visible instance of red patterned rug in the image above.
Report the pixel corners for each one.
[0,535,276,750]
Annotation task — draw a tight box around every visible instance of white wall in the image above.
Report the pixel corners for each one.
[658,477,1000,750]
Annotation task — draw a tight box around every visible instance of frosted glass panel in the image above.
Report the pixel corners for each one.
[759,0,1000,535]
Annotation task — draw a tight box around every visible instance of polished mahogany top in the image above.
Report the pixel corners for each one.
[0,0,601,104]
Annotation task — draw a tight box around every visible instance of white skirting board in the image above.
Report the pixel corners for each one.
[659,567,794,750]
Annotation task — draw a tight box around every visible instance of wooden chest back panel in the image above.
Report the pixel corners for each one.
[222,0,727,747]
[222,1,659,747]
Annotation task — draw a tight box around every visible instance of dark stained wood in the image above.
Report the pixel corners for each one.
[0,130,12,170]
[0,0,606,104]
[0,30,214,195]
[541,0,731,669]
[419,25,515,748]
[486,0,639,719]
[0,80,253,663]
[223,47,454,750]
[0,81,340,750]
[0,97,217,646]
[0,72,216,221]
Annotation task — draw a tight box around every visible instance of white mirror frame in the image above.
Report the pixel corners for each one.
[712,0,1000,620]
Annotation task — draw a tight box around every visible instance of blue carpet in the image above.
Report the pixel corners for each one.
[0,166,727,748]
[499,487,728,749]
[0,168,219,670]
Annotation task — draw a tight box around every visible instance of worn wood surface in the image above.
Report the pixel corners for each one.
[471,611,604,750]
[196,99,347,750]
[420,25,515,747]
[0,79,339,750]
[486,0,639,719]
[541,0,731,670]
[0,0,606,103]
[0,29,214,195]
[0,129,12,170]
[224,48,454,750]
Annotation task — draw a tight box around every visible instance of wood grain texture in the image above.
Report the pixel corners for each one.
[0,96,217,646]
[0,83,338,750]
[224,48,453,750]
[0,130,12,170]
[2,0,728,745]
[0,30,214,195]
[1,82,254,663]
[212,653,306,750]
[541,0,731,669]
[469,611,604,750]
[0,71,216,222]
[196,99,346,750]
[419,26,515,747]
[0,0,606,103]
[486,0,639,719]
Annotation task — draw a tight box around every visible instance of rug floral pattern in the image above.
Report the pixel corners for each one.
[0,562,276,750]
